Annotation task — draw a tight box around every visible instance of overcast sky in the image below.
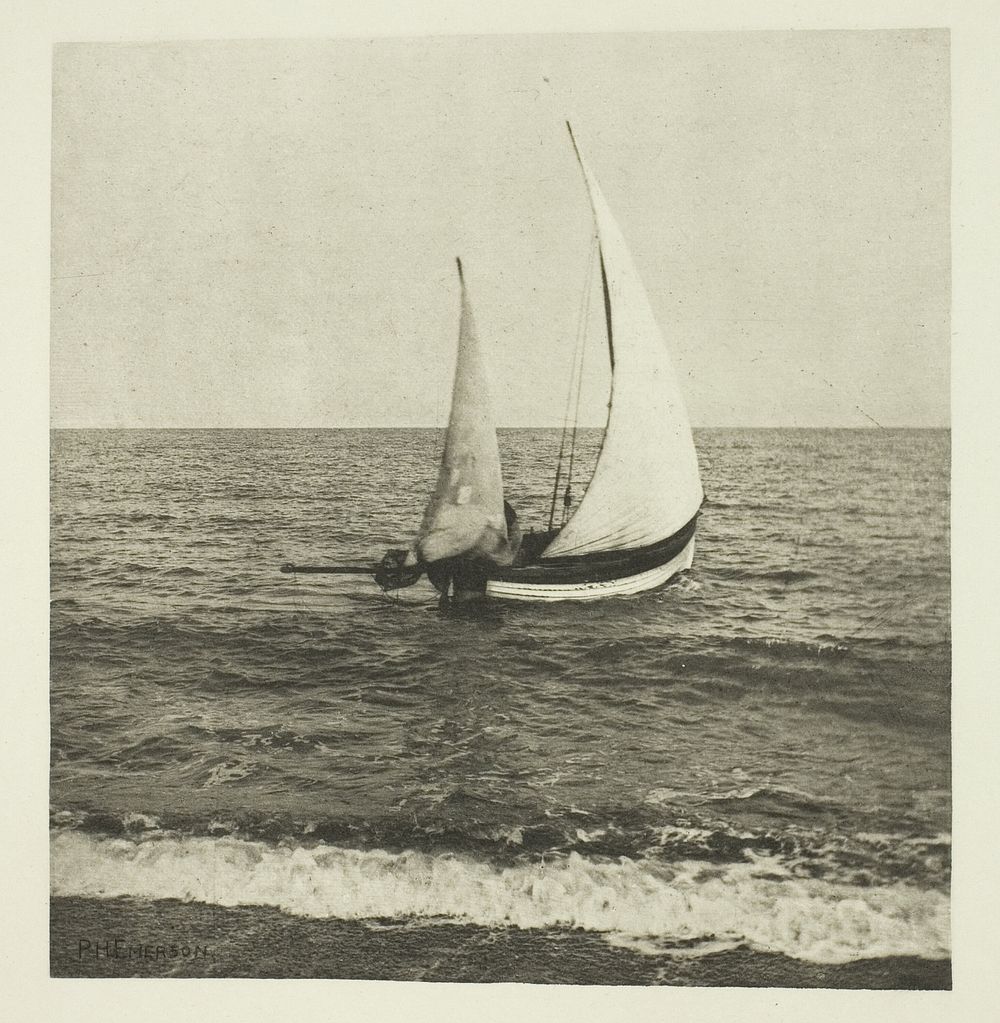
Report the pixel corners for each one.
[51,31,949,428]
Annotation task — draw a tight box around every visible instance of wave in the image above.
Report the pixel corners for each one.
[48,806,951,889]
[50,830,949,965]
[724,635,850,658]
[709,566,821,585]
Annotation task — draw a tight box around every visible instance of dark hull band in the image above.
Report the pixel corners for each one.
[487,511,699,586]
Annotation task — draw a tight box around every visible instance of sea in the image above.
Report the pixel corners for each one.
[49,427,951,986]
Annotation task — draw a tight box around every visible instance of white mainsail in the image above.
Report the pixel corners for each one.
[414,259,514,566]
[542,127,703,558]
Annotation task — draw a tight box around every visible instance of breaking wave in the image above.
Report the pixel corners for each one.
[50,830,949,965]
[48,805,952,888]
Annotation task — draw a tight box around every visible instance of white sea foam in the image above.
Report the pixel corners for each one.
[50,831,949,964]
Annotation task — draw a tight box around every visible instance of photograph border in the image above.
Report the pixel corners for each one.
[5,1,998,1019]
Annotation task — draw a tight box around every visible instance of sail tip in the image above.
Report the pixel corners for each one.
[565,121,582,164]
[455,256,464,282]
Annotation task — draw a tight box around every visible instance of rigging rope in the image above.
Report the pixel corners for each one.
[551,233,598,528]
[563,258,595,524]
[548,233,598,531]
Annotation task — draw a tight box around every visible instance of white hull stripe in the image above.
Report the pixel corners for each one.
[486,537,695,603]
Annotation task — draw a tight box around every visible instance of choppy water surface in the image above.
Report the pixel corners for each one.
[50,428,950,968]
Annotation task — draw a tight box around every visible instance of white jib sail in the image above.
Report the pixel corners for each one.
[542,128,703,558]
[414,259,514,566]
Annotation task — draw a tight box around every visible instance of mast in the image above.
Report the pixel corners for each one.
[541,124,703,558]
[568,122,615,371]
[598,251,615,369]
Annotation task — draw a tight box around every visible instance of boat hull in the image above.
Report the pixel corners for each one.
[485,515,698,603]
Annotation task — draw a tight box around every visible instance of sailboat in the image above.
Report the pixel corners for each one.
[282,123,703,603]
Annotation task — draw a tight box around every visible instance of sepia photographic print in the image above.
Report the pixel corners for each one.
[45,25,956,993]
